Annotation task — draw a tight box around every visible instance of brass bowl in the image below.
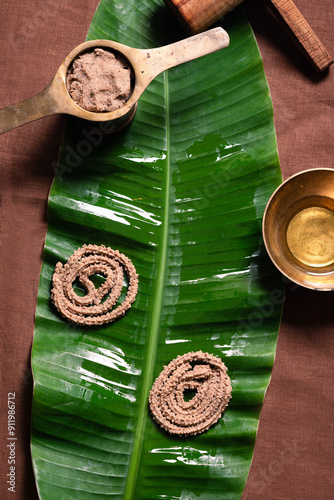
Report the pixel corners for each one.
[262,168,334,290]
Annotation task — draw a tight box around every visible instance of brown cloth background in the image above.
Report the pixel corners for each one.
[0,1,333,499]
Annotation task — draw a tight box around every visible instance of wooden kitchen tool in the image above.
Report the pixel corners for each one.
[164,0,333,71]
[0,27,229,135]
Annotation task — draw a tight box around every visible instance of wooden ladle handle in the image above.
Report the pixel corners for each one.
[0,85,61,135]
[142,27,230,81]
[266,0,333,71]
[164,0,333,71]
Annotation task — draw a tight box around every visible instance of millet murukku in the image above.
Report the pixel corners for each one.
[51,244,138,326]
[149,351,232,436]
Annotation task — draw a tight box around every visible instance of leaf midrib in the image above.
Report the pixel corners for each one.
[123,71,171,500]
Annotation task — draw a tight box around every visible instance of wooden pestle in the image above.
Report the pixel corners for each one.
[164,0,333,71]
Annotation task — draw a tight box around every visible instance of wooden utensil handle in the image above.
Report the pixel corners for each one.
[144,27,230,79]
[0,85,58,135]
[164,0,242,33]
[267,0,333,71]
[164,0,333,71]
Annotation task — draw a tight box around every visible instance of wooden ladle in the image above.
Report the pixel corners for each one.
[165,0,333,71]
[0,27,229,135]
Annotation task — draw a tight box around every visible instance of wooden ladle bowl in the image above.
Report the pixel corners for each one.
[0,28,229,135]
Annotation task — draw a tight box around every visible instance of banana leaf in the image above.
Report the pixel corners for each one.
[31,0,284,498]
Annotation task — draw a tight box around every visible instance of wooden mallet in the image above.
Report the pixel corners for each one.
[164,0,333,71]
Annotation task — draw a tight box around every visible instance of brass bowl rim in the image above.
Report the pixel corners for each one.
[262,168,334,291]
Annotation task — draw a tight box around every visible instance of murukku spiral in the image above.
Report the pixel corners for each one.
[149,351,232,436]
[51,244,138,326]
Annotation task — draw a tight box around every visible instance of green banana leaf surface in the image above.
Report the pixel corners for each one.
[31,0,284,498]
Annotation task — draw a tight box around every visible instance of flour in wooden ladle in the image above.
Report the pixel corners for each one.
[66,48,133,112]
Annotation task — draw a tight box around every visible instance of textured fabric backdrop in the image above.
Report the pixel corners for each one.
[0,1,333,499]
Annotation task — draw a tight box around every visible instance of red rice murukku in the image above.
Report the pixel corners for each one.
[149,351,232,436]
[51,244,138,326]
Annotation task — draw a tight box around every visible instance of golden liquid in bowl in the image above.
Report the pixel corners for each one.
[286,206,334,268]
